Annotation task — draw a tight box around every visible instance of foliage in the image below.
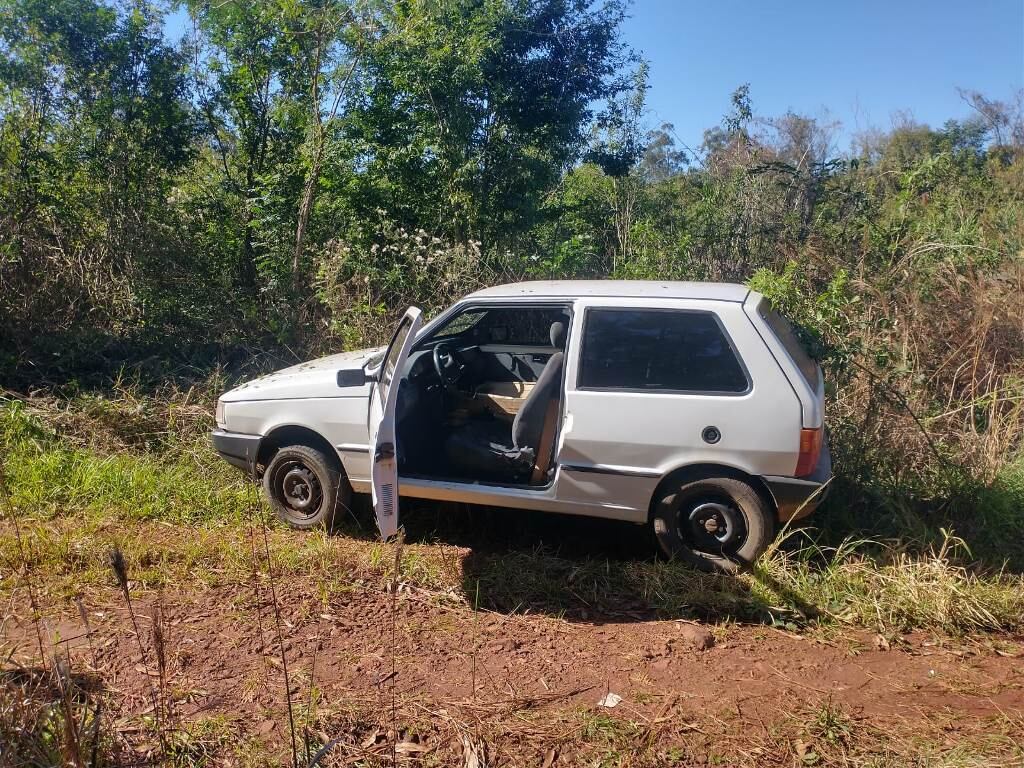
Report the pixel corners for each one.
[0,0,1022,566]
[313,218,503,347]
[0,396,248,524]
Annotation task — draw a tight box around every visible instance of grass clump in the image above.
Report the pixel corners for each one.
[1,397,249,524]
[756,531,1024,634]
[0,667,111,768]
[463,532,1024,634]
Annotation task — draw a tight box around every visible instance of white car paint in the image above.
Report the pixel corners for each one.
[368,307,422,538]
[214,280,831,538]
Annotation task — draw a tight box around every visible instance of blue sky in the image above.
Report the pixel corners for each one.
[164,1,1024,154]
[623,0,1024,153]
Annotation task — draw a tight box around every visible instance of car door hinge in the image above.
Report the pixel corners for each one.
[374,442,395,461]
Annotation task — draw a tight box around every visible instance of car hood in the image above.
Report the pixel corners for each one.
[221,347,383,402]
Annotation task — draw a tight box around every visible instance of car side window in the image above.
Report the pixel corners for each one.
[578,308,749,393]
[431,306,569,346]
[475,307,569,345]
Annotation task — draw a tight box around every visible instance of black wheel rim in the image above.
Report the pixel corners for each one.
[273,460,323,518]
[676,495,747,555]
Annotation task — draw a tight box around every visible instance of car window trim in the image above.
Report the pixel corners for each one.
[574,305,753,396]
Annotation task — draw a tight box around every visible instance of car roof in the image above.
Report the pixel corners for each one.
[465,280,750,302]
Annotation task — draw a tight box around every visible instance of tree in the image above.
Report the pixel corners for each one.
[290,3,362,290]
[0,0,195,357]
[339,0,633,251]
[639,123,688,182]
[184,0,309,292]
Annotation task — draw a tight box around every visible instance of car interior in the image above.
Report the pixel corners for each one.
[395,304,571,486]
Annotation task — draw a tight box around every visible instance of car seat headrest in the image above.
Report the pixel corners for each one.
[549,321,566,348]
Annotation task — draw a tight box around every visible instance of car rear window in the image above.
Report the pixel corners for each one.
[579,308,749,393]
[758,302,820,389]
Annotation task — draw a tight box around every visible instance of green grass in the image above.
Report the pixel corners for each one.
[754,532,1024,634]
[1,398,249,524]
[2,396,1023,635]
[462,534,1024,634]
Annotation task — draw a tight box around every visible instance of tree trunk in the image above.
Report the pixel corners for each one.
[292,162,320,290]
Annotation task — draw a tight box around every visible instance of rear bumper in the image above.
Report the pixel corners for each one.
[210,429,261,476]
[762,439,833,521]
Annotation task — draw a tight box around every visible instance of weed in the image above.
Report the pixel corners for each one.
[166,715,237,767]
[756,530,1024,634]
[808,697,854,747]
[109,545,166,756]
[0,665,108,768]
[1,397,248,524]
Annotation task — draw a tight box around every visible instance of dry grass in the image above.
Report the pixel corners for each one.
[756,531,1024,634]
[112,686,1018,767]
[753,254,1024,578]
[2,377,1023,766]
[0,666,109,767]
[4,509,1023,639]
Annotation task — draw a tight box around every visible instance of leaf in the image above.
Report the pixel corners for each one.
[360,729,380,749]
[395,740,428,754]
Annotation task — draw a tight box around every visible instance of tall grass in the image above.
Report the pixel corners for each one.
[462,536,1024,634]
[756,531,1024,634]
[0,397,249,523]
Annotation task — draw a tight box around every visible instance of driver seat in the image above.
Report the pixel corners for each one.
[444,321,566,482]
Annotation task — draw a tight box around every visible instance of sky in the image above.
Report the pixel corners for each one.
[164,0,1024,155]
[622,0,1024,154]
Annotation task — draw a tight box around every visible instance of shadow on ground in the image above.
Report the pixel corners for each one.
[354,499,823,627]
[328,472,1022,626]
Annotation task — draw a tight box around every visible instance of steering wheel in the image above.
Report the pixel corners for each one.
[432,342,463,390]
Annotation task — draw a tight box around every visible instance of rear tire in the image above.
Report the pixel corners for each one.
[262,444,349,530]
[651,476,774,573]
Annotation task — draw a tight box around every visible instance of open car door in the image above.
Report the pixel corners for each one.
[368,307,422,539]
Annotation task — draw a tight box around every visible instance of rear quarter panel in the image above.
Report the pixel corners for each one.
[742,292,824,429]
[554,297,802,518]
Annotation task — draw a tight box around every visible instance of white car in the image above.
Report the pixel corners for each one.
[213,280,831,571]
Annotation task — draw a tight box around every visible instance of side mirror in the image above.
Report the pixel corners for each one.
[337,369,368,387]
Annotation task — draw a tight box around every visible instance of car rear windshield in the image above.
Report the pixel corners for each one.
[759,302,820,389]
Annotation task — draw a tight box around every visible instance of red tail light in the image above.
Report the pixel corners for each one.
[795,428,822,477]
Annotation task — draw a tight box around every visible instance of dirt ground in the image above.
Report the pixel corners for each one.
[4,524,1024,767]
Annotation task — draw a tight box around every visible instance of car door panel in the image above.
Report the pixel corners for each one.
[477,344,555,380]
[368,307,422,539]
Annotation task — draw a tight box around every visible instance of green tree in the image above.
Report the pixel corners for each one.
[338,0,633,252]
[0,0,196,367]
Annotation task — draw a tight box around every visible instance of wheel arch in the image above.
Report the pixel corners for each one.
[648,462,777,521]
[256,424,343,476]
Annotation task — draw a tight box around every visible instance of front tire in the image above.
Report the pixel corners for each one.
[652,476,774,573]
[262,444,349,530]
